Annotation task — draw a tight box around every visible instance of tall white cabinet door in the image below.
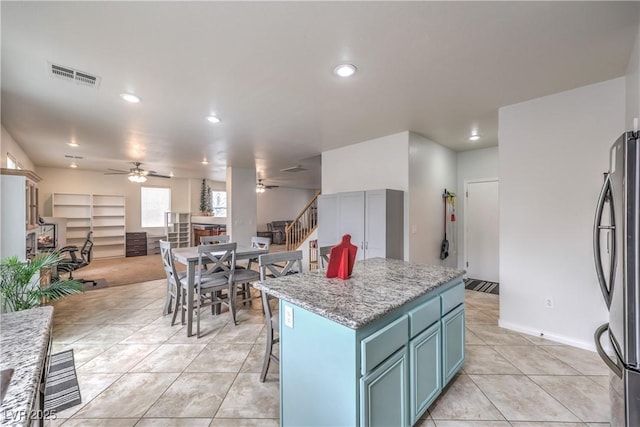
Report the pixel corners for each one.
[318,194,339,248]
[365,190,387,259]
[337,192,365,260]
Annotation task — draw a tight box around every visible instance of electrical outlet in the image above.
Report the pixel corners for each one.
[545,297,554,309]
[284,305,294,328]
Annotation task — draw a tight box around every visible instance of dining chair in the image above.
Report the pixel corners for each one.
[159,240,186,325]
[258,250,303,382]
[236,235,272,302]
[191,242,237,337]
[319,245,332,269]
[251,236,271,251]
[200,235,230,244]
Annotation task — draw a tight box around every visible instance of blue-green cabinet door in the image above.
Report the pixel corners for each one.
[409,322,441,424]
[360,347,408,427]
[442,304,465,386]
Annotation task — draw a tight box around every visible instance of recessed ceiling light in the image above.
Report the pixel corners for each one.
[206,115,221,124]
[334,64,357,78]
[201,158,209,165]
[120,93,141,103]
[469,134,481,141]
[69,162,78,168]
[67,141,79,147]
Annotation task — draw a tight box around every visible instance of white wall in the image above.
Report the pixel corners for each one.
[256,187,318,231]
[498,77,626,350]
[321,131,410,259]
[408,132,457,266]
[626,10,640,130]
[36,166,192,234]
[321,131,409,194]
[226,167,257,246]
[1,126,35,170]
[456,147,499,269]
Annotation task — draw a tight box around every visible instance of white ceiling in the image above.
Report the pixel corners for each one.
[1,2,638,189]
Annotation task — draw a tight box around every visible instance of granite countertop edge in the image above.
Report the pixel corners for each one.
[254,258,465,330]
[0,306,54,426]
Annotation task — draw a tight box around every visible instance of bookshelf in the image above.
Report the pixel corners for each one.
[52,192,126,259]
[165,212,190,248]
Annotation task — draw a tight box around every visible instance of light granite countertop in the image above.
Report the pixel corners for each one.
[254,257,464,329]
[0,306,53,426]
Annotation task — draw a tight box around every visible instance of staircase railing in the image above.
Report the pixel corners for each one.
[285,191,321,251]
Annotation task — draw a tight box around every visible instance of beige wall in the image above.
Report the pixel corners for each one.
[36,166,193,234]
[1,126,35,171]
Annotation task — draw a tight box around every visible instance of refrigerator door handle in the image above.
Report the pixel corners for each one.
[594,323,623,378]
[593,173,616,309]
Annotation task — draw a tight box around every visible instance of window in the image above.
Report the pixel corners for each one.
[141,187,171,227]
[6,153,17,169]
[211,191,227,217]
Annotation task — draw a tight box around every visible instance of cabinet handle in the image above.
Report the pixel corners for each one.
[365,241,368,250]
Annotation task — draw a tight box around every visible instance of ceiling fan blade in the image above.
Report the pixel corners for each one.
[107,168,128,173]
[265,185,279,189]
[104,172,128,175]
[148,172,171,178]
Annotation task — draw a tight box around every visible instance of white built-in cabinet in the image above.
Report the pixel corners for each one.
[0,169,41,260]
[318,189,404,260]
[52,193,125,259]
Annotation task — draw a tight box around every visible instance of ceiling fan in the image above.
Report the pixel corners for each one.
[256,179,279,193]
[104,162,171,183]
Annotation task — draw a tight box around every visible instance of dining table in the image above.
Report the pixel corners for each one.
[172,245,268,337]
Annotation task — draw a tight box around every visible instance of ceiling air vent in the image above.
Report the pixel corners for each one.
[64,155,84,159]
[49,62,101,88]
[280,165,307,173]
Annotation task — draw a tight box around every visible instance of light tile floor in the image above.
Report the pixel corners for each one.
[47,280,611,426]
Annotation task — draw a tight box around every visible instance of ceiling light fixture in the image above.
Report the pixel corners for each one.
[120,93,141,103]
[256,181,266,193]
[67,141,79,147]
[334,64,357,78]
[206,115,221,124]
[69,162,78,168]
[469,134,481,141]
[127,174,147,183]
[201,158,209,165]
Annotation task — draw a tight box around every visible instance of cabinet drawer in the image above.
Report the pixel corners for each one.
[126,249,147,257]
[441,281,465,315]
[408,297,440,339]
[126,232,146,239]
[126,238,147,245]
[361,315,408,375]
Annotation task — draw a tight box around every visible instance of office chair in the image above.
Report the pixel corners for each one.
[57,231,97,286]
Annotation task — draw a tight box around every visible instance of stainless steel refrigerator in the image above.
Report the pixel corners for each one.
[594,131,639,426]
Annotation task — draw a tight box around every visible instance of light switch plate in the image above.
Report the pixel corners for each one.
[284,305,294,328]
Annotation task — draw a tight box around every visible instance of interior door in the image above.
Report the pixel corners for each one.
[465,180,499,282]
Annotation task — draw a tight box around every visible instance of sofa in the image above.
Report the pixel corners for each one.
[267,220,291,245]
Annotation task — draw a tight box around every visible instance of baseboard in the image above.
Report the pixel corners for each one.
[498,319,610,353]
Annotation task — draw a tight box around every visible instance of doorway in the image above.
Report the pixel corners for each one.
[465,179,499,282]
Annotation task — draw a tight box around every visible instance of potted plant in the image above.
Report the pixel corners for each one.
[0,251,83,312]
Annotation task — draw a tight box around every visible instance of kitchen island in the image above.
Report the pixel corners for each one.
[255,257,465,427]
[0,306,53,427]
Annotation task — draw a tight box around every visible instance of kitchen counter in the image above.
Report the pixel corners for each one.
[0,306,53,426]
[254,257,464,329]
[255,257,466,426]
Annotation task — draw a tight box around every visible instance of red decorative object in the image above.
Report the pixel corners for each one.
[326,234,358,279]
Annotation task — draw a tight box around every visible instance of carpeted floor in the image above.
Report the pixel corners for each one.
[69,254,170,288]
[68,244,287,289]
